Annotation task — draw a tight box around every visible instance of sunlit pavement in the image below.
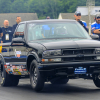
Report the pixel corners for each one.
[0,78,100,100]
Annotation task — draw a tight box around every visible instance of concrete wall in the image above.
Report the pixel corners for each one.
[0,13,38,27]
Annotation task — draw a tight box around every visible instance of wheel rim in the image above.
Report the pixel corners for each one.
[31,67,38,87]
[94,75,100,81]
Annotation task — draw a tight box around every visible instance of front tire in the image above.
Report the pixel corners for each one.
[30,60,44,92]
[93,74,100,87]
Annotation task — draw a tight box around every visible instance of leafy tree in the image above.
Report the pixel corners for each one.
[78,0,87,6]
[95,0,100,6]
[11,0,28,13]
[0,0,11,13]
[0,0,100,19]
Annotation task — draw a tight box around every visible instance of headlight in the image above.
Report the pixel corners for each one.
[96,56,100,60]
[95,48,100,54]
[95,48,100,60]
[43,50,61,57]
[96,51,100,54]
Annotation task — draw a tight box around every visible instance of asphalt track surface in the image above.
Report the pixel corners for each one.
[0,78,100,100]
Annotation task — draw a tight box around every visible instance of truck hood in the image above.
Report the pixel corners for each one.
[29,39,100,50]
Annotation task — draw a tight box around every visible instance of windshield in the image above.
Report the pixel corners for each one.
[27,21,91,41]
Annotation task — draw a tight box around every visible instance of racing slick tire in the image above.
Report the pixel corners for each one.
[50,78,69,85]
[93,74,100,88]
[0,64,19,86]
[30,60,44,92]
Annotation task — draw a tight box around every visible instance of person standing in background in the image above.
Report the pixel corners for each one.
[91,14,100,40]
[74,11,88,32]
[1,20,13,43]
[12,16,21,33]
[0,27,3,43]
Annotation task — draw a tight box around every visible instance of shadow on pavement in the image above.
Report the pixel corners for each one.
[8,83,100,94]
[42,84,100,94]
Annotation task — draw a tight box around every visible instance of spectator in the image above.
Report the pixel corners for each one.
[1,20,13,43]
[74,11,88,32]
[91,14,100,40]
[12,16,21,33]
[0,27,3,43]
[46,16,51,19]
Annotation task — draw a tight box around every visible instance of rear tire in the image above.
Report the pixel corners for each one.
[12,76,19,86]
[30,60,44,92]
[0,64,19,86]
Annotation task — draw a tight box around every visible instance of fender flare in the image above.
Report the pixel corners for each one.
[27,52,40,63]
[26,52,41,70]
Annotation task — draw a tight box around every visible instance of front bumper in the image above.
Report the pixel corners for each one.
[38,61,100,77]
[39,61,100,69]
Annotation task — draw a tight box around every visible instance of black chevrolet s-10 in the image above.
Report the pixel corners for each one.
[0,19,100,92]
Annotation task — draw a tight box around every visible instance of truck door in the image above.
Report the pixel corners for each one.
[9,23,26,65]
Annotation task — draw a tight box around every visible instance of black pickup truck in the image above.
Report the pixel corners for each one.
[0,19,100,92]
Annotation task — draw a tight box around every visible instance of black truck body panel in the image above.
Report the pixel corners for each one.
[0,19,100,78]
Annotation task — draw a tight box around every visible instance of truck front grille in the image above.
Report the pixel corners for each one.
[63,49,95,55]
[62,56,95,62]
[62,48,95,62]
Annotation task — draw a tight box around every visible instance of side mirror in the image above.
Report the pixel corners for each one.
[90,34,99,40]
[11,37,25,44]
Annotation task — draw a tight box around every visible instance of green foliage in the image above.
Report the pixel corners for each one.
[0,0,11,13]
[0,0,100,19]
[10,0,28,13]
[95,0,100,6]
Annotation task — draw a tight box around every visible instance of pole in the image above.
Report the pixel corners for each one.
[86,0,95,35]
[88,6,91,35]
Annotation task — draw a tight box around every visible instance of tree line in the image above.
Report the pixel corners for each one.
[0,0,100,19]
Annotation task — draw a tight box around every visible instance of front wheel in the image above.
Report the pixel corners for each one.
[93,74,100,87]
[30,60,44,92]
